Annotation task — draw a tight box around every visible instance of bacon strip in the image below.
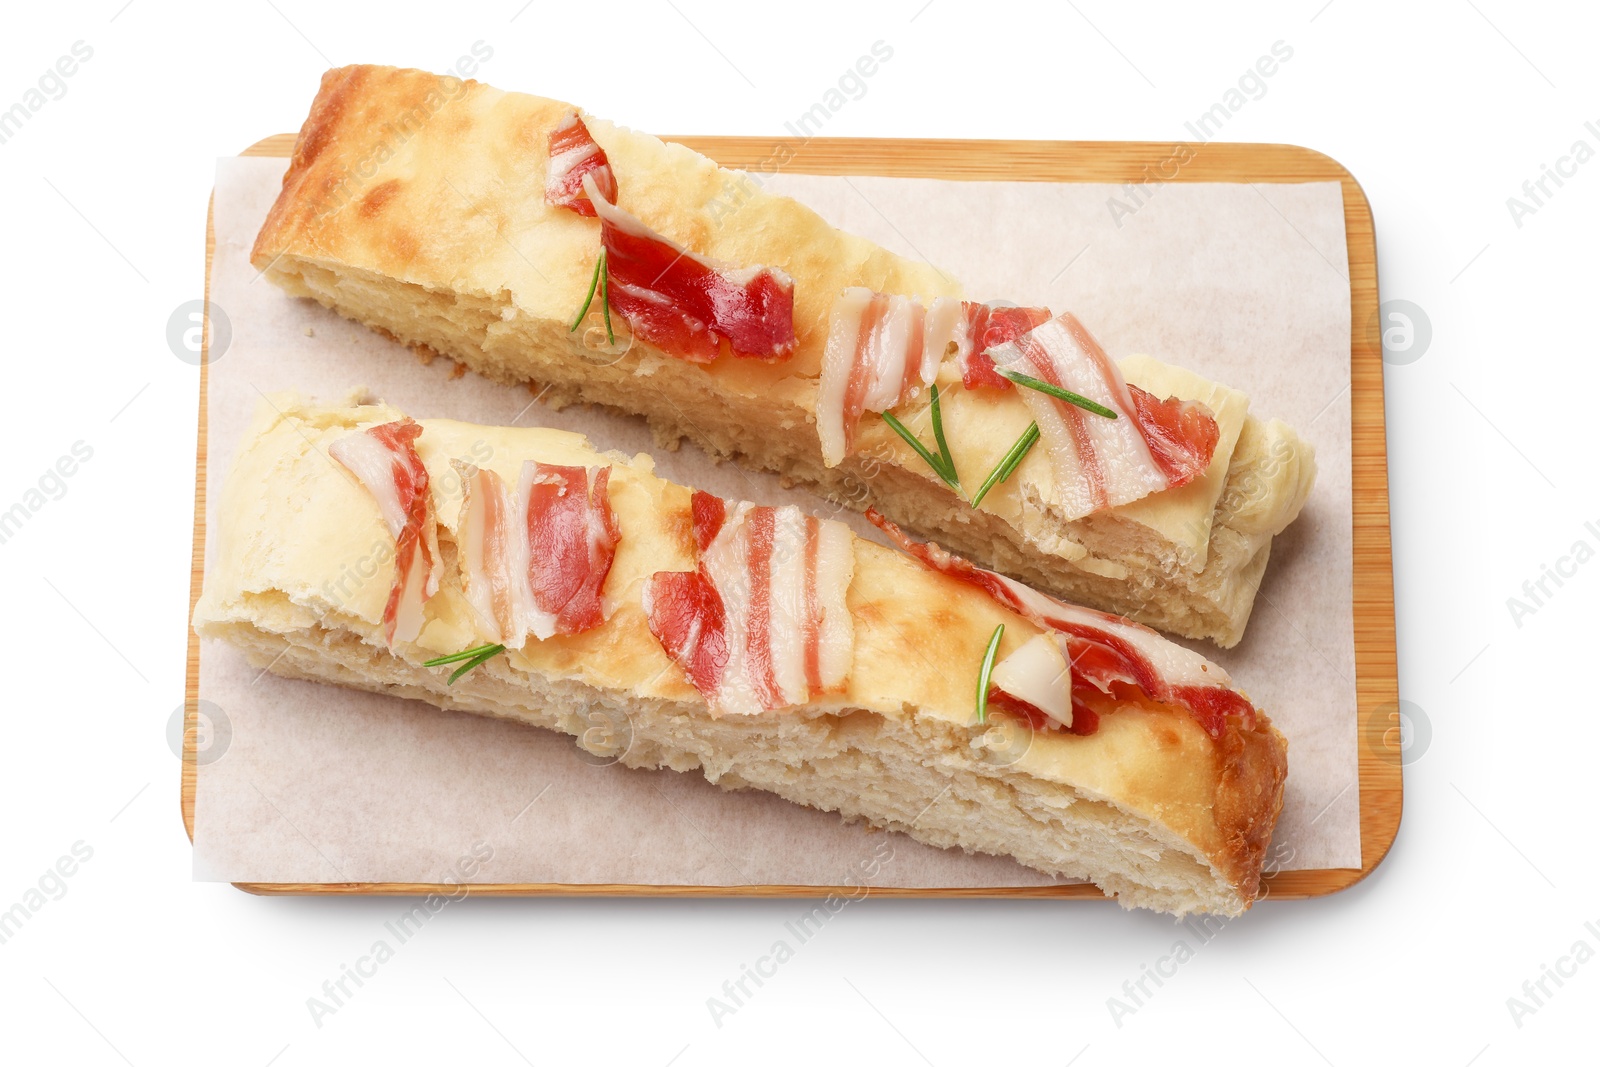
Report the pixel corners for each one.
[741,506,784,709]
[815,293,1058,466]
[643,569,729,697]
[584,173,796,363]
[1128,385,1221,486]
[954,303,1052,390]
[329,420,441,647]
[987,312,1219,520]
[801,515,823,692]
[454,461,621,644]
[690,488,727,552]
[646,495,855,714]
[454,462,533,646]
[867,510,1254,739]
[521,463,621,637]
[816,290,965,468]
[545,110,617,217]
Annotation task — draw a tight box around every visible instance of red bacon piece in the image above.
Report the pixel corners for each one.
[959,303,1052,390]
[1069,700,1101,736]
[643,569,729,697]
[690,489,727,552]
[742,506,784,710]
[545,111,617,217]
[801,515,823,693]
[329,419,441,647]
[523,464,621,636]
[1167,683,1248,742]
[866,510,1255,739]
[646,495,856,714]
[1128,385,1222,487]
[838,293,891,459]
[586,174,797,363]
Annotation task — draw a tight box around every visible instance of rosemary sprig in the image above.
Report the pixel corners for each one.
[599,248,614,345]
[975,623,1005,723]
[997,368,1118,420]
[570,250,615,344]
[421,645,501,666]
[929,382,955,476]
[881,384,961,494]
[971,422,1040,508]
[423,643,506,685]
[570,253,603,332]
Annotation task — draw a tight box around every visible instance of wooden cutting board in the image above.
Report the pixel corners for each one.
[184,132,1400,901]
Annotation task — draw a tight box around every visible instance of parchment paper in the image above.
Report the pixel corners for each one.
[193,155,1358,885]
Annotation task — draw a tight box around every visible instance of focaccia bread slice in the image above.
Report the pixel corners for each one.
[250,65,1315,647]
[193,396,1288,916]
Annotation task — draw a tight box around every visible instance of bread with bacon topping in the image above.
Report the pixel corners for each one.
[250,64,1315,646]
[194,397,1289,916]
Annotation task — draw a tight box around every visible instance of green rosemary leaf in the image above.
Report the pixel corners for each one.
[928,384,958,485]
[448,644,506,685]
[997,369,1118,419]
[424,643,507,684]
[599,248,614,345]
[423,644,504,667]
[570,254,603,333]
[881,410,960,493]
[975,624,1005,723]
[971,422,1040,508]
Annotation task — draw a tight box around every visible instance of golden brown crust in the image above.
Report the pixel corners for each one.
[1211,719,1290,901]
[254,65,376,263]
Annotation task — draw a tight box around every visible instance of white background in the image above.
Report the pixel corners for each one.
[0,1,1591,1063]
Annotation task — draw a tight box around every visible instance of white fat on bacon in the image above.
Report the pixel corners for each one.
[991,570,1232,694]
[948,302,981,372]
[923,297,964,385]
[988,633,1075,728]
[660,501,856,715]
[545,110,616,216]
[989,313,1170,519]
[817,289,966,468]
[545,115,597,186]
[454,462,538,648]
[328,420,441,647]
